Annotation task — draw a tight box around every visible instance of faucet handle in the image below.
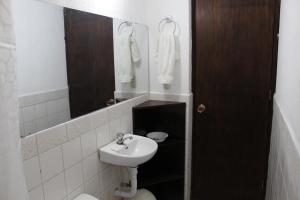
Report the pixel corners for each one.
[116,133,125,140]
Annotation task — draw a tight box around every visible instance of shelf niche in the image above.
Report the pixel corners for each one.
[132,100,186,200]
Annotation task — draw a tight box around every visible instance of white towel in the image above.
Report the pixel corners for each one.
[156,25,180,84]
[119,31,141,83]
[130,36,141,63]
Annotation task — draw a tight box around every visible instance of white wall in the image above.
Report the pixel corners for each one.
[0,1,29,199]
[275,0,300,143]
[40,0,147,24]
[266,102,300,200]
[267,0,300,199]
[146,0,192,95]
[12,0,68,96]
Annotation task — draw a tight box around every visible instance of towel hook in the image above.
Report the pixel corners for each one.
[118,21,135,36]
[158,16,177,34]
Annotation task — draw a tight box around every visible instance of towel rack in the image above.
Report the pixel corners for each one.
[158,16,177,34]
[118,21,135,36]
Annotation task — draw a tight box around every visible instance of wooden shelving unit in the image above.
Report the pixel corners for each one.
[132,100,186,200]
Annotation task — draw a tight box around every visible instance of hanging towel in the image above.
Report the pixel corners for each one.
[156,25,180,84]
[118,30,141,83]
[130,35,141,63]
[119,31,133,83]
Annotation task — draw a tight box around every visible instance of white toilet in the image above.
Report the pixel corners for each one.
[73,194,98,200]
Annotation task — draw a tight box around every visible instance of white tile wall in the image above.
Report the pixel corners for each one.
[67,116,92,140]
[65,163,84,194]
[23,156,42,190]
[22,134,38,160]
[83,153,99,181]
[40,146,64,181]
[21,95,148,200]
[62,138,82,169]
[81,131,97,158]
[85,174,100,198]
[19,88,70,137]
[37,124,67,153]
[43,173,67,200]
[29,186,44,200]
[266,101,300,200]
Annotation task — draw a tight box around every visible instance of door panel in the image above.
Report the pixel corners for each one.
[192,0,279,199]
[64,9,115,118]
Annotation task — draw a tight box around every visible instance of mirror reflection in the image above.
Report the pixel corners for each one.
[14,3,149,137]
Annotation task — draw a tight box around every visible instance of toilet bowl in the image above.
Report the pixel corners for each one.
[73,194,98,200]
[126,189,156,200]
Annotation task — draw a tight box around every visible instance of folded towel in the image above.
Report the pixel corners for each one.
[156,25,180,84]
[118,30,141,83]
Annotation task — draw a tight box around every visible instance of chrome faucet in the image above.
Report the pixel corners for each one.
[116,133,133,145]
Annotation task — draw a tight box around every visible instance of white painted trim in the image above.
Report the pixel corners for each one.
[149,92,193,102]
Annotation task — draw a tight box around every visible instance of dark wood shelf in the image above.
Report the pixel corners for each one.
[157,138,185,147]
[133,100,185,110]
[133,100,186,199]
[138,173,184,188]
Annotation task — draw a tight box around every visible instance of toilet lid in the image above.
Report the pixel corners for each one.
[73,194,98,200]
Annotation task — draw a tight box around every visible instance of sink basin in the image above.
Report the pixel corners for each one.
[99,134,158,167]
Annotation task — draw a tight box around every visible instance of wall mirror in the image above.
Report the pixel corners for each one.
[13,0,149,137]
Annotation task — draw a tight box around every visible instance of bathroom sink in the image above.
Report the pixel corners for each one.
[99,134,158,167]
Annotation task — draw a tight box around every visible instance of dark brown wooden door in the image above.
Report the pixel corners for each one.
[64,9,115,118]
[192,0,280,199]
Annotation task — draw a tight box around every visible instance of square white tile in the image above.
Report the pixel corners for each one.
[40,146,64,181]
[81,130,97,157]
[98,161,109,173]
[22,134,38,161]
[23,156,42,190]
[57,110,70,124]
[47,99,61,115]
[28,185,44,200]
[98,167,114,192]
[85,174,99,198]
[108,119,122,141]
[55,98,67,112]
[35,103,47,119]
[90,109,108,129]
[37,124,67,153]
[120,114,132,133]
[96,124,110,148]
[65,162,83,194]
[83,153,99,181]
[24,120,37,136]
[48,113,67,127]
[62,137,82,169]
[67,185,84,200]
[36,117,49,132]
[67,116,92,139]
[21,95,36,107]
[23,105,36,122]
[43,173,67,200]
[108,104,124,121]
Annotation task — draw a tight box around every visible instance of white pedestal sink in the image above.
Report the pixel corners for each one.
[99,134,158,198]
[99,134,158,167]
